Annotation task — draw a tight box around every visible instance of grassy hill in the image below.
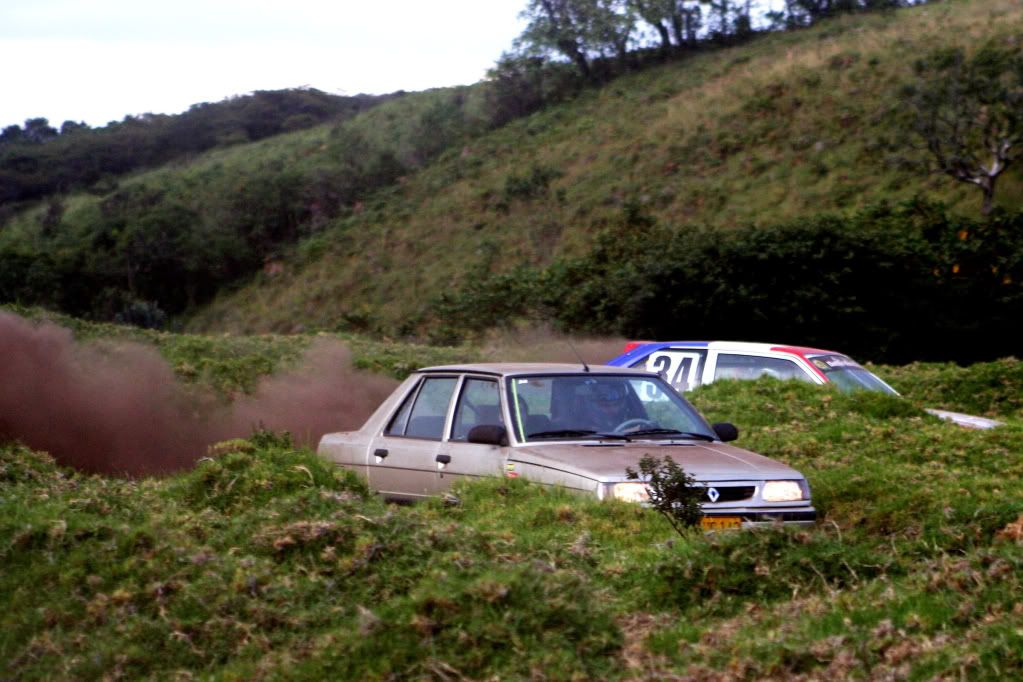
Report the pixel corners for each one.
[184,0,1023,335]
[2,315,1022,677]
[0,86,489,324]
[2,1,1020,344]
[0,88,398,207]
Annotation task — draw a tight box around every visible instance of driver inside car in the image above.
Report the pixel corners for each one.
[585,382,636,433]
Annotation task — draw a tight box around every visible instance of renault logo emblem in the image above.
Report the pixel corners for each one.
[707,487,720,503]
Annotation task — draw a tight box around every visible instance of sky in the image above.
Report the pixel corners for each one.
[0,0,528,129]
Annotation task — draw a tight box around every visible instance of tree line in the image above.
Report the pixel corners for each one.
[488,0,926,109]
[0,88,400,209]
[516,0,924,71]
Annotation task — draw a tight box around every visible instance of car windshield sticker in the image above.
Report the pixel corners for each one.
[511,380,526,442]
[811,355,861,371]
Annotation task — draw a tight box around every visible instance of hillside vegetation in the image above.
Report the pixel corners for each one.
[3,352,1022,678]
[2,1,1020,366]
[0,88,398,206]
[0,86,492,324]
[187,0,1023,337]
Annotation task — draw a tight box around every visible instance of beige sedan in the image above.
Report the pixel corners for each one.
[318,363,816,529]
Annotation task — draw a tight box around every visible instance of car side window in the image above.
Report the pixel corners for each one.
[450,378,501,441]
[385,382,419,436]
[387,376,457,439]
[713,354,812,382]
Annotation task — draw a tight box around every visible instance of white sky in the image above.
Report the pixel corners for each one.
[0,0,527,128]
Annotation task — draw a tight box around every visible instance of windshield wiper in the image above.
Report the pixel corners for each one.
[527,429,598,439]
[625,428,716,441]
[527,429,630,441]
[592,432,632,441]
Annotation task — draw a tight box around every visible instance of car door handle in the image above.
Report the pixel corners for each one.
[435,454,451,464]
[373,448,388,463]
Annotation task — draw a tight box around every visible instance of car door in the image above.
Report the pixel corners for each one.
[637,348,708,393]
[367,374,459,501]
[439,376,509,488]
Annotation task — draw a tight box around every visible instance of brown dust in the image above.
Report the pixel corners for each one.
[0,312,396,476]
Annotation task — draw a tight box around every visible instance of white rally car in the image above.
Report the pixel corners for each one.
[607,341,1002,430]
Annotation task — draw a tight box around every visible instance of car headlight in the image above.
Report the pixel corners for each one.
[607,482,650,503]
[762,480,807,502]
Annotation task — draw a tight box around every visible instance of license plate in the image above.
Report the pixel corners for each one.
[701,516,742,530]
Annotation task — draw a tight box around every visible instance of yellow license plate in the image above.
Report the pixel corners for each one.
[701,516,742,530]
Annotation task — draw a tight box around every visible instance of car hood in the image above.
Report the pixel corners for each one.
[509,440,802,482]
[925,408,1003,430]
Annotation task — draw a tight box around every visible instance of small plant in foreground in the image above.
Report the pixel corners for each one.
[626,454,703,536]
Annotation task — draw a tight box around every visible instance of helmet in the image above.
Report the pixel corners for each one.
[592,381,626,404]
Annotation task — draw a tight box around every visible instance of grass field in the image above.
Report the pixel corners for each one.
[2,311,1021,679]
[4,1,1022,675]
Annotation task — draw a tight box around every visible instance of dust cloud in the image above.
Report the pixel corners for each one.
[225,342,396,449]
[0,311,396,477]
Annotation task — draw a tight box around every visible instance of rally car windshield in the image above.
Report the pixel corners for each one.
[809,355,898,395]
[507,374,717,443]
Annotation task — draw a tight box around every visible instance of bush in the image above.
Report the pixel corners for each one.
[435,200,1023,364]
[114,299,167,330]
[483,54,584,127]
[626,454,703,536]
[171,430,368,513]
[501,163,564,203]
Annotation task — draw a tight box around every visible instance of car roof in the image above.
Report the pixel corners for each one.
[417,362,654,377]
[609,341,843,366]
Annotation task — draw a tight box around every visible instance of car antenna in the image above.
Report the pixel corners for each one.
[567,341,590,372]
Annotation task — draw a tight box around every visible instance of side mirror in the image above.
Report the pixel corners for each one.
[711,422,739,442]
[467,424,508,446]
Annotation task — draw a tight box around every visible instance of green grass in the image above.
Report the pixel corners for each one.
[3,350,1022,678]
[880,357,1023,419]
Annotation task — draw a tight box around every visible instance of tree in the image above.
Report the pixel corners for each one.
[517,0,635,80]
[592,0,636,64]
[23,118,58,144]
[628,0,703,50]
[59,120,90,135]
[905,44,1023,215]
[0,124,24,144]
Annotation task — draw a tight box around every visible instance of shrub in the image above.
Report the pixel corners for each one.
[501,163,564,203]
[625,454,703,536]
